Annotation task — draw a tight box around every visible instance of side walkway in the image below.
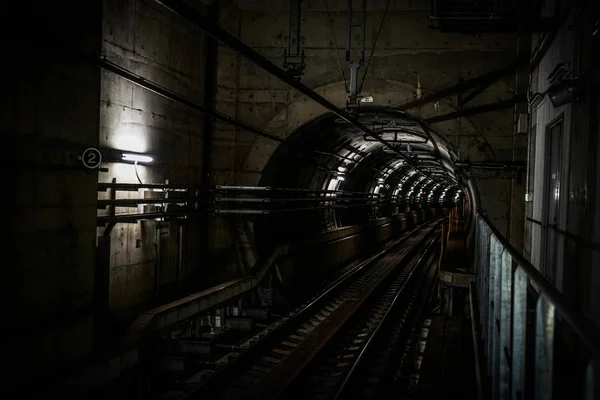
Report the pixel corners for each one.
[414,212,477,399]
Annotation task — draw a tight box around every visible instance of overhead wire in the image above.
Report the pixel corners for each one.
[358,0,392,94]
[324,0,349,92]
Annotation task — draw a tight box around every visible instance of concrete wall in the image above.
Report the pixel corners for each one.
[98,0,209,326]
[209,0,520,277]
[4,0,103,385]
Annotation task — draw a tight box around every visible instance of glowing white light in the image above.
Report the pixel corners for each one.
[114,124,148,153]
[122,153,153,163]
[338,166,347,172]
[327,178,340,191]
[338,176,345,181]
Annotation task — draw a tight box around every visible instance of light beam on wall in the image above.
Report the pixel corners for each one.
[114,127,148,153]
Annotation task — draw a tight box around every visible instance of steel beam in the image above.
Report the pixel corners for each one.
[203,3,218,188]
[153,0,430,176]
[423,94,526,124]
[459,78,497,106]
[455,161,526,170]
[400,62,524,111]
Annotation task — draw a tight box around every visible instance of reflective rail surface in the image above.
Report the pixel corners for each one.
[474,213,600,400]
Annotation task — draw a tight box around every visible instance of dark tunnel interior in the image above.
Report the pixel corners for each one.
[256,108,466,250]
[5,0,600,398]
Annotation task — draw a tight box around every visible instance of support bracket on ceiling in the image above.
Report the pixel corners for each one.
[283,0,305,80]
[345,0,367,106]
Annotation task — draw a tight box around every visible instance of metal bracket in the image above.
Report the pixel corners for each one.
[345,0,366,106]
[347,62,361,105]
[283,0,305,80]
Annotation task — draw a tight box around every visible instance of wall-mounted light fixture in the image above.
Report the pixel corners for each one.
[122,153,153,163]
[546,79,582,108]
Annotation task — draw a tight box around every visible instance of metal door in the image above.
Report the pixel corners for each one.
[543,119,563,282]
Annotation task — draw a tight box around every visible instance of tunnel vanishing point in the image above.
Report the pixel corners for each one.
[4,0,600,399]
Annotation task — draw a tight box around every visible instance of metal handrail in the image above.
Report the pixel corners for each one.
[478,213,600,354]
[474,212,600,400]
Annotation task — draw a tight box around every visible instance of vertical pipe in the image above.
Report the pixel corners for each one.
[512,266,528,400]
[294,0,302,56]
[345,0,352,62]
[534,295,555,400]
[200,2,218,283]
[360,0,366,63]
[288,0,294,55]
[202,3,217,182]
[499,249,513,398]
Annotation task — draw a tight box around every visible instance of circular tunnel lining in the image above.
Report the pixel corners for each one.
[256,107,469,255]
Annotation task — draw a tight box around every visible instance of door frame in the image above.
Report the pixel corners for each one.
[541,113,564,282]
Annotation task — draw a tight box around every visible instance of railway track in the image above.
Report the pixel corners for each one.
[181,218,442,400]
[287,233,440,400]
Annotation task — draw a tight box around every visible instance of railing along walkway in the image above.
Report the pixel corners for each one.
[474,213,600,400]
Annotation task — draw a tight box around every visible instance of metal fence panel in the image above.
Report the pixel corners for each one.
[473,213,600,400]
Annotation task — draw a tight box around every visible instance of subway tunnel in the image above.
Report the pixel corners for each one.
[252,108,466,300]
[4,0,600,399]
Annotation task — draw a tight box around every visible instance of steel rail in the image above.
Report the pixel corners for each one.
[238,222,442,400]
[332,233,439,399]
[180,221,440,400]
[180,225,424,398]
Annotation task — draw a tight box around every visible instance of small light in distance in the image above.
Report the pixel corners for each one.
[122,153,153,163]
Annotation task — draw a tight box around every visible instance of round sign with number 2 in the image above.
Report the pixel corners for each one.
[81,148,102,169]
